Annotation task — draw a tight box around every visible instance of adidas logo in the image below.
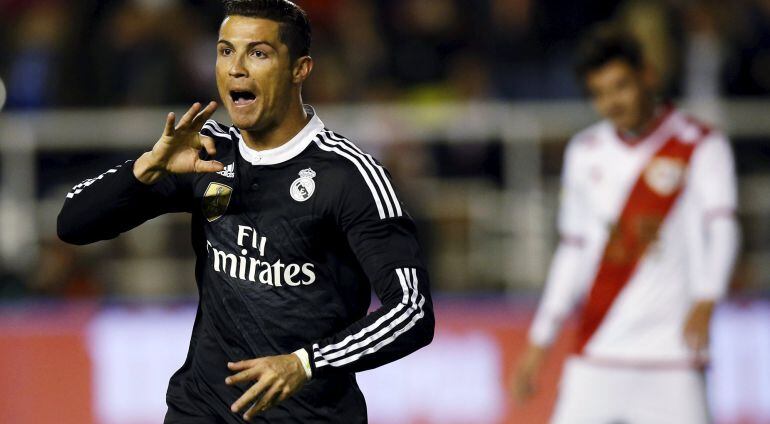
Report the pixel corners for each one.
[217,163,235,178]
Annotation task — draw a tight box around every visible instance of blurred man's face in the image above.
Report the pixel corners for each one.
[585,59,654,134]
[216,16,295,131]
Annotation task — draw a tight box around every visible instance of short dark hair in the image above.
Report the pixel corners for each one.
[574,25,644,81]
[223,0,311,61]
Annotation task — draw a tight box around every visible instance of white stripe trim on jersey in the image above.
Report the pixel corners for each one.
[317,267,412,355]
[322,131,396,218]
[313,268,425,368]
[202,121,232,140]
[316,133,402,219]
[319,132,396,218]
[325,131,403,217]
[209,120,230,135]
[202,120,227,134]
[317,296,426,368]
[313,135,387,219]
[65,164,124,199]
[313,267,416,366]
[315,268,419,360]
[313,267,425,368]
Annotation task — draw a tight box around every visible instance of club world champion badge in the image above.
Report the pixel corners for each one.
[202,182,233,222]
[290,168,316,202]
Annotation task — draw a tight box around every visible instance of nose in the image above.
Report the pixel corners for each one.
[228,54,248,78]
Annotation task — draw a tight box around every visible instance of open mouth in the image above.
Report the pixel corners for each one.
[230,90,256,106]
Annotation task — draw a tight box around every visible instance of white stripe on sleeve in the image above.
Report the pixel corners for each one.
[65,164,124,199]
[326,131,402,217]
[314,135,387,219]
[202,121,232,140]
[320,132,396,217]
[312,267,425,368]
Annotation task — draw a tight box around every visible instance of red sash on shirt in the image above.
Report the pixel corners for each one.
[576,136,700,354]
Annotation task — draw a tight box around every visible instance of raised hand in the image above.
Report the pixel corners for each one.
[225,354,309,421]
[133,102,224,184]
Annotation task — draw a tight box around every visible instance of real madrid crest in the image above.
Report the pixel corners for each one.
[290,168,316,202]
[202,182,233,222]
[643,157,686,196]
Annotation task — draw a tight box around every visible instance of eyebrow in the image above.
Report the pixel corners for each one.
[217,40,277,51]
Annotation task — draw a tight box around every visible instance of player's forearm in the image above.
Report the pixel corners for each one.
[695,217,740,300]
[306,267,435,376]
[529,240,588,347]
[306,305,435,376]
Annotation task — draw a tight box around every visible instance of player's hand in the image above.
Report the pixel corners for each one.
[683,299,715,364]
[134,101,223,184]
[225,353,309,421]
[511,343,546,404]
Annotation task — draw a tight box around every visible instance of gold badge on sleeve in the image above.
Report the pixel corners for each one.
[202,182,233,222]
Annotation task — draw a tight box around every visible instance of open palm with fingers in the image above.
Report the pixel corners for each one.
[134,101,224,184]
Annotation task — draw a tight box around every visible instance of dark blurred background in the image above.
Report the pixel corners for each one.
[0,1,769,423]
[1,0,768,299]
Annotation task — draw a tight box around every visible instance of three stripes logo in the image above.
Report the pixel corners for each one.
[202,120,233,140]
[312,267,426,369]
[217,162,235,178]
[314,131,402,220]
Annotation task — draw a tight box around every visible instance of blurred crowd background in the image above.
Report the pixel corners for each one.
[2,1,770,423]
[3,0,770,107]
[0,0,768,300]
[3,0,770,106]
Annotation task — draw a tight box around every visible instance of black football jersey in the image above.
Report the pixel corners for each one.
[57,106,435,423]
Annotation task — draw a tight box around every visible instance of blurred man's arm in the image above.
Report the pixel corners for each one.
[513,141,593,402]
[513,238,590,402]
[683,135,740,356]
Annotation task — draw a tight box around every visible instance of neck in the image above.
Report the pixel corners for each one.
[625,100,659,137]
[240,100,309,151]
[617,101,669,144]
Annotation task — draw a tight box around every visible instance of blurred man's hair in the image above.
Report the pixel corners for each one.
[223,0,311,61]
[575,25,644,81]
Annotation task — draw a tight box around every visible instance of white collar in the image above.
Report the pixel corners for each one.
[237,105,324,166]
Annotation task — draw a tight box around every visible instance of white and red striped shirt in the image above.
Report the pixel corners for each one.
[530,107,739,365]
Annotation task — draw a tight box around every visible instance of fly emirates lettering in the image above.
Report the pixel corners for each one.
[206,225,316,286]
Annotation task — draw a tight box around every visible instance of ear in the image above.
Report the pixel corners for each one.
[292,56,314,84]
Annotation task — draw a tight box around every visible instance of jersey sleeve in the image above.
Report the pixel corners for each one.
[304,158,434,377]
[557,138,591,242]
[529,140,594,347]
[686,134,740,300]
[57,160,192,245]
[689,133,738,217]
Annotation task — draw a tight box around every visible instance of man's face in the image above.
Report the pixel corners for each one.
[216,16,295,131]
[585,59,653,133]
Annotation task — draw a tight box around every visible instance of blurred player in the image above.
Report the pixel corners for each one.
[512,27,739,423]
[57,0,434,422]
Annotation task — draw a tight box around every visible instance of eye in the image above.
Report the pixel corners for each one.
[219,47,233,56]
[250,50,266,58]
